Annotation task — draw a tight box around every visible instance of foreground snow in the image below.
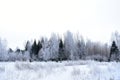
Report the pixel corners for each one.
[1,60,120,80]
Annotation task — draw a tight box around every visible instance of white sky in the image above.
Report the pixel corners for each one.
[0,0,120,50]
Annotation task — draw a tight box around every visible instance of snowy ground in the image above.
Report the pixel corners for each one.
[1,60,120,80]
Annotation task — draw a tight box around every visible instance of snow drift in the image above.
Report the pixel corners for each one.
[2,61,120,80]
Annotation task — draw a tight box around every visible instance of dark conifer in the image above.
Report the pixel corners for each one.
[109,41,119,61]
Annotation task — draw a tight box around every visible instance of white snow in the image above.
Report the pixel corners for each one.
[2,61,120,80]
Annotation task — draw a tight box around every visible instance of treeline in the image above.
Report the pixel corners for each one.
[0,31,120,62]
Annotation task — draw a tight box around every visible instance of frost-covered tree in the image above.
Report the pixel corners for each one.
[8,47,22,61]
[24,40,32,60]
[49,33,59,61]
[85,40,109,61]
[38,34,59,61]
[64,31,77,60]
[76,35,86,59]
[38,40,42,53]
[0,31,115,62]
[22,51,30,61]
[0,39,8,61]
[8,52,17,61]
[86,40,93,56]
[38,38,51,61]
[15,48,23,61]
[25,41,32,52]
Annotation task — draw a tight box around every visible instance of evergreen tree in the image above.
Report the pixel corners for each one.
[37,40,42,53]
[31,40,38,60]
[58,39,66,61]
[15,48,21,53]
[25,41,31,52]
[109,41,119,61]
[8,48,13,53]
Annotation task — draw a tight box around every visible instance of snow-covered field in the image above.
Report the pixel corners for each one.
[1,61,120,80]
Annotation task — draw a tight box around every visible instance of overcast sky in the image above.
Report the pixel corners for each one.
[0,0,120,50]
